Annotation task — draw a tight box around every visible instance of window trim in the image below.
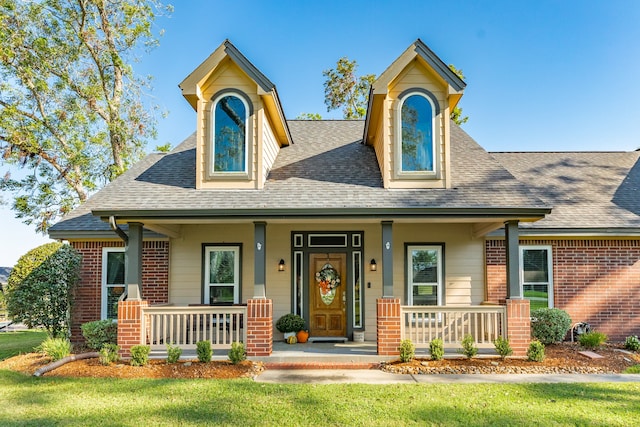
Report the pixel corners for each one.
[203,245,241,304]
[101,247,126,321]
[406,244,444,306]
[520,245,554,309]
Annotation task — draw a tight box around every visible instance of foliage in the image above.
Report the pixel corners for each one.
[99,343,120,366]
[530,308,572,345]
[129,345,150,366]
[0,0,171,231]
[5,242,81,338]
[429,338,444,361]
[624,365,640,374]
[228,342,246,365]
[494,336,513,360]
[447,64,468,125]
[275,313,306,333]
[458,334,478,359]
[196,340,212,363]
[0,330,47,361]
[37,337,71,361]
[578,331,607,350]
[81,320,118,350]
[527,340,546,362]
[296,112,322,120]
[398,339,415,363]
[323,57,375,119]
[154,143,172,153]
[624,335,640,352]
[166,344,182,364]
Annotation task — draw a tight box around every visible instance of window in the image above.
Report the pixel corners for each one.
[397,90,437,176]
[204,246,240,304]
[407,245,443,305]
[211,92,249,174]
[521,246,554,310]
[101,248,126,320]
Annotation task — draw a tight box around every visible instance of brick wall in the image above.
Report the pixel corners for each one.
[486,239,640,341]
[377,298,401,356]
[70,240,169,342]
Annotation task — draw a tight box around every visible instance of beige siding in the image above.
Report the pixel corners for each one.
[262,115,279,182]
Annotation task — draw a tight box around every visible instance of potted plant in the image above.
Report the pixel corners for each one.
[276,313,306,340]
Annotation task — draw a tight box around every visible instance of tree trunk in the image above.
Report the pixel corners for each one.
[33,352,100,377]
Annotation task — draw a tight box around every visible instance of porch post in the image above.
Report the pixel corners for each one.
[126,222,143,300]
[505,220,522,299]
[246,298,273,356]
[504,220,530,356]
[254,222,266,298]
[382,221,394,298]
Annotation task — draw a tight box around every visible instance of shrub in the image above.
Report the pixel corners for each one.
[494,336,513,360]
[38,337,71,361]
[398,339,415,363]
[275,314,306,333]
[196,340,212,362]
[624,335,640,352]
[228,342,246,364]
[166,344,182,364]
[624,365,640,374]
[130,345,150,366]
[578,331,607,350]
[429,338,444,361]
[458,334,478,359]
[530,308,572,345]
[99,343,120,365]
[527,340,545,362]
[81,320,117,350]
[5,242,81,338]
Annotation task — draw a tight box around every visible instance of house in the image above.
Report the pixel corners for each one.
[48,39,640,358]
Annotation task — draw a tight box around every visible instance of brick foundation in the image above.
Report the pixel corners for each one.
[117,300,148,358]
[506,299,531,356]
[246,299,273,356]
[377,298,401,356]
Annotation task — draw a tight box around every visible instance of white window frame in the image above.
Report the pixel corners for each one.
[395,91,437,178]
[101,247,126,320]
[407,245,443,306]
[210,92,250,175]
[204,246,240,304]
[520,245,554,308]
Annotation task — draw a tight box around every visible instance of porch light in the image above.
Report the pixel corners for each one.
[278,259,286,272]
[370,259,377,271]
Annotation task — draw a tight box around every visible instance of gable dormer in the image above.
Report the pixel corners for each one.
[179,40,291,190]
[363,39,466,189]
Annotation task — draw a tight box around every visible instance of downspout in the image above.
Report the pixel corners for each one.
[109,216,128,244]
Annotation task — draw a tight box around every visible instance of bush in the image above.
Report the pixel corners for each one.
[398,339,415,363]
[458,334,478,359]
[578,331,607,350]
[5,242,81,338]
[38,337,71,361]
[275,313,306,333]
[166,344,182,364]
[494,336,513,360]
[624,335,640,352]
[429,338,444,361]
[527,340,545,362]
[228,342,246,364]
[99,343,120,365]
[530,308,572,345]
[81,320,117,350]
[196,340,212,362]
[130,345,150,366]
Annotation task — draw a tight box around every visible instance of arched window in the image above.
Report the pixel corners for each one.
[398,91,437,174]
[211,92,249,173]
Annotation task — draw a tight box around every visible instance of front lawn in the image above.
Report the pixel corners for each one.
[0,330,47,361]
[0,371,638,426]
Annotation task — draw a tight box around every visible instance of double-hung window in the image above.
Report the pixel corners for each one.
[211,92,249,174]
[520,246,554,310]
[407,245,443,305]
[204,246,240,304]
[101,248,126,320]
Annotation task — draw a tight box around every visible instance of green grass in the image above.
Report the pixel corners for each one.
[0,330,48,361]
[624,365,640,374]
[0,372,639,426]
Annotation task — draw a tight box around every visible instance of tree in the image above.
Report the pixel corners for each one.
[295,112,323,120]
[322,57,375,119]
[0,0,170,232]
[448,64,468,125]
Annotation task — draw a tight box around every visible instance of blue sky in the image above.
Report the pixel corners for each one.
[2,0,639,266]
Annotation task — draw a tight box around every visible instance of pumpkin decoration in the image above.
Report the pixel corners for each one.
[286,335,298,344]
[296,330,309,343]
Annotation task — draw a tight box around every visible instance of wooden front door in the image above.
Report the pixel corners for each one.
[309,253,347,337]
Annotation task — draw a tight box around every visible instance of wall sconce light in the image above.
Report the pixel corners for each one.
[370,259,377,271]
[278,259,285,272]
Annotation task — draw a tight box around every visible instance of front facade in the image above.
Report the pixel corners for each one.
[49,40,640,356]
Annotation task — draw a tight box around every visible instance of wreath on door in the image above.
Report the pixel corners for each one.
[315,263,341,305]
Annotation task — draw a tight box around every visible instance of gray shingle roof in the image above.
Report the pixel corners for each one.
[49,121,549,236]
[491,151,640,230]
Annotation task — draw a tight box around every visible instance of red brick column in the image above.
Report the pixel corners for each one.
[117,300,148,359]
[377,298,401,356]
[246,299,273,356]
[506,299,531,357]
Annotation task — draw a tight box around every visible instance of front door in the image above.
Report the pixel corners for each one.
[309,253,347,337]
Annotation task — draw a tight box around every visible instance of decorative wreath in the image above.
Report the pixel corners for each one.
[315,263,341,294]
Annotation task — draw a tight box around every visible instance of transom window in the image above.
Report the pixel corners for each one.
[101,248,126,320]
[204,246,240,304]
[211,93,249,174]
[398,91,437,175]
[520,246,554,310]
[407,245,443,305]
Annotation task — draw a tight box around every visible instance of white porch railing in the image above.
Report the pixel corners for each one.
[141,305,247,350]
[401,305,506,348]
